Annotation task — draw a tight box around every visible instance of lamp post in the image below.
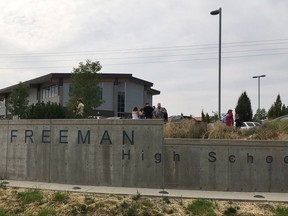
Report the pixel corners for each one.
[210,8,222,119]
[252,75,266,111]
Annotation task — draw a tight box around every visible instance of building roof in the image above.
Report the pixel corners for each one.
[0,73,160,98]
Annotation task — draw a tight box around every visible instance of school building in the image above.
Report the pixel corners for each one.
[0,73,160,118]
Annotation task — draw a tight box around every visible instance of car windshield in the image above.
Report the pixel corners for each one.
[247,122,254,126]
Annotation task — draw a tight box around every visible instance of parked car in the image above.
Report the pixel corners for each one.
[251,122,261,127]
[240,121,260,129]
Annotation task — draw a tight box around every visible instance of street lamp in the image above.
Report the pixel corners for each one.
[252,75,266,111]
[210,8,222,119]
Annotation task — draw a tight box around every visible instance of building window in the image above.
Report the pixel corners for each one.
[97,87,103,100]
[41,85,59,99]
[0,100,4,108]
[118,91,125,116]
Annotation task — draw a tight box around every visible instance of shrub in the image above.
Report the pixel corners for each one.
[187,199,216,216]
[223,206,237,216]
[52,191,69,202]
[164,120,288,140]
[164,120,207,138]
[26,101,65,119]
[132,191,141,201]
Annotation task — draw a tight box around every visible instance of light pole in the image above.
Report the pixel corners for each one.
[252,75,266,111]
[210,8,222,119]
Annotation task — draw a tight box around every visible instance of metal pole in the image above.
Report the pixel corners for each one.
[218,8,222,119]
[210,8,222,119]
[258,77,260,110]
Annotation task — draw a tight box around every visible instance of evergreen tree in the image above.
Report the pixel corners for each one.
[267,94,287,119]
[205,113,210,123]
[201,110,210,123]
[7,82,30,119]
[235,91,253,122]
[67,60,103,116]
[201,110,206,122]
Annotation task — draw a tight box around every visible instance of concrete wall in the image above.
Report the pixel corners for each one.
[0,119,163,188]
[163,139,288,192]
[1,119,288,192]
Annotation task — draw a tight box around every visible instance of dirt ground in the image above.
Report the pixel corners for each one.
[0,186,288,215]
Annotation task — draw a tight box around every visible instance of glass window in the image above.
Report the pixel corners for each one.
[118,91,125,115]
[41,85,59,99]
[97,87,103,100]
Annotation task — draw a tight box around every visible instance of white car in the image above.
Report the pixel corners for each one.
[240,121,259,129]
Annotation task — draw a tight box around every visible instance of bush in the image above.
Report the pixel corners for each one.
[52,191,69,202]
[26,101,65,119]
[187,199,216,216]
[164,120,288,140]
[164,120,207,138]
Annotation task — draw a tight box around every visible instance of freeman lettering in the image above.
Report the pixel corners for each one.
[10,129,135,145]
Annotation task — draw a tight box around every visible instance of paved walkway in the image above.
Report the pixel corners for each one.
[4,180,288,202]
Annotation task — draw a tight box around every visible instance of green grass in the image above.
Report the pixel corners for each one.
[187,199,216,216]
[52,191,69,202]
[0,208,7,216]
[274,206,288,216]
[126,203,138,216]
[18,189,43,204]
[37,207,56,216]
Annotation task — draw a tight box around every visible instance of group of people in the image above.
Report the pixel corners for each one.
[224,109,242,127]
[73,99,168,121]
[132,102,168,121]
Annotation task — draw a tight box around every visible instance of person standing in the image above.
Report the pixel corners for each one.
[234,113,242,128]
[143,102,154,119]
[132,107,139,119]
[76,99,85,118]
[153,102,168,122]
[138,108,145,119]
[225,109,234,126]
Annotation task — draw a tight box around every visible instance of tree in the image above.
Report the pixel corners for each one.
[253,108,267,122]
[67,60,103,116]
[235,91,253,122]
[201,110,211,123]
[7,82,30,119]
[267,94,287,119]
[201,110,206,122]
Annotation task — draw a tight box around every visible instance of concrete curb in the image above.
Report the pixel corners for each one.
[4,180,288,202]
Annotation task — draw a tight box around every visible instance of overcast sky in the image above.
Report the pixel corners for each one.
[1,0,287,117]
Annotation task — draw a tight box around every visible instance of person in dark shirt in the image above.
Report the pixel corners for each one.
[234,113,243,128]
[143,102,154,119]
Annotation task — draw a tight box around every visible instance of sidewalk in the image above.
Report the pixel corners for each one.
[5,180,288,202]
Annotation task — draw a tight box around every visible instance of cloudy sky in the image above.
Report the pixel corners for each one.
[1,0,287,117]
